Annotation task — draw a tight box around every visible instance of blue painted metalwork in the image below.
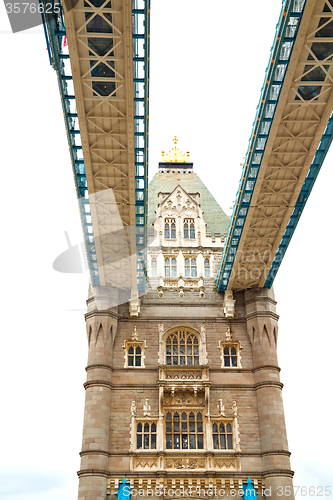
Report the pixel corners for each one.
[41,1,100,286]
[117,478,130,500]
[133,0,150,292]
[243,478,257,499]
[42,0,150,290]
[264,112,333,287]
[216,0,306,292]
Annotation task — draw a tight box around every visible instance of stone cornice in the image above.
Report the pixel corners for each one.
[253,365,281,373]
[84,309,119,321]
[83,380,113,390]
[77,468,109,477]
[245,310,279,322]
[262,450,291,457]
[262,468,294,478]
[254,381,284,390]
[86,364,113,372]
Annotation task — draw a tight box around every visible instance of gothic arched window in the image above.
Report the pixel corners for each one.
[166,411,203,450]
[165,329,199,365]
[165,218,176,239]
[184,257,197,277]
[204,258,210,277]
[165,257,177,277]
[184,218,195,239]
[212,421,233,449]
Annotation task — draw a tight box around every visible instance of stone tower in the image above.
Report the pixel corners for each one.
[77,140,294,500]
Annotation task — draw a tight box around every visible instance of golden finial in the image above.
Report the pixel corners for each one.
[161,137,190,163]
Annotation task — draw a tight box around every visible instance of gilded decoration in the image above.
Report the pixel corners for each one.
[161,136,190,163]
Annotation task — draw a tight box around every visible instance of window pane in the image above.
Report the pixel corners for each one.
[151,423,156,432]
[151,433,156,449]
[197,434,203,449]
[213,434,219,449]
[194,356,199,365]
[137,423,142,432]
[227,434,233,449]
[180,356,185,365]
[144,434,149,449]
[137,434,142,449]
[135,356,141,366]
[191,267,197,277]
[136,347,141,355]
[182,435,188,449]
[189,422,195,433]
[212,423,218,433]
[166,422,172,433]
[171,265,177,277]
[165,267,170,277]
[197,422,203,433]
[197,412,202,421]
[174,412,179,420]
[174,422,179,432]
[227,423,232,433]
[129,347,134,354]
[231,347,237,355]
[174,435,180,449]
[166,436,172,449]
[144,423,149,432]
[189,434,196,449]
[185,267,190,277]
[220,434,226,449]
[232,356,237,367]
[165,229,170,238]
[189,412,195,421]
[224,356,230,367]
[128,356,134,366]
[166,356,171,365]
[224,347,229,355]
[171,228,176,238]
[182,422,188,431]
[219,423,225,433]
[166,412,172,421]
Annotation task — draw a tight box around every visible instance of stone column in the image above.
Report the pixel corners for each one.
[77,288,118,500]
[245,288,294,500]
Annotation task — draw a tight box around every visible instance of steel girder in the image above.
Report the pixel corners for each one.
[217,0,333,292]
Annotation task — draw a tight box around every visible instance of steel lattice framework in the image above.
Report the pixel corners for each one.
[217,0,333,292]
[43,0,149,297]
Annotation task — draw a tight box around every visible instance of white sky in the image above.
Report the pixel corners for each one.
[0,1,332,499]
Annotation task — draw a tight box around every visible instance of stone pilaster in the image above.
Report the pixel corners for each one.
[245,288,294,500]
[77,291,118,500]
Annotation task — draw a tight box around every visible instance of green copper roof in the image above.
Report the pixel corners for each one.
[148,170,230,236]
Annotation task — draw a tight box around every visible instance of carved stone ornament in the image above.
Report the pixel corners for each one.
[166,457,205,469]
[165,370,202,381]
[135,457,158,469]
[214,458,236,470]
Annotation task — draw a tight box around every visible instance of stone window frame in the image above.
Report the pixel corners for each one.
[164,256,177,277]
[218,341,242,369]
[164,218,176,239]
[211,419,234,450]
[123,340,147,368]
[159,325,208,367]
[165,409,204,450]
[136,419,158,450]
[165,328,200,366]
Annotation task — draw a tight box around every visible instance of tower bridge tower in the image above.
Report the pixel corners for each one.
[78,140,293,500]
